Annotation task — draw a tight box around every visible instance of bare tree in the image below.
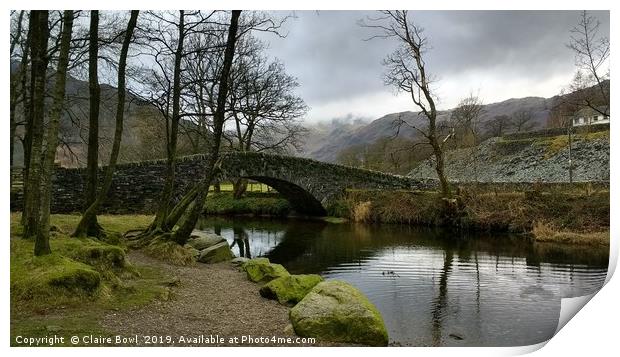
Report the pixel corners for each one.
[484,115,510,137]
[451,94,484,182]
[73,11,139,238]
[511,110,536,132]
[450,93,484,148]
[566,10,609,116]
[228,39,308,197]
[361,10,451,197]
[171,10,242,244]
[82,10,103,236]
[37,10,74,255]
[22,10,50,239]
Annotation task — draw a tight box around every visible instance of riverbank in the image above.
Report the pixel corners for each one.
[9,213,319,347]
[199,186,609,246]
[329,188,609,245]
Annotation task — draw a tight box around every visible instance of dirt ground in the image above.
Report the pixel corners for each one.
[100,251,324,347]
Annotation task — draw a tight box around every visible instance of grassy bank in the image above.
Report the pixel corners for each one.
[10,213,174,346]
[204,192,291,217]
[326,188,609,245]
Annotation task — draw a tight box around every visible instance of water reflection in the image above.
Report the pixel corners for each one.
[197,216,608,346]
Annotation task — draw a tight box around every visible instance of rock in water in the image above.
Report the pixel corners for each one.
[187,231,226,250]
[241,258,290,283]
[290,280,389,346]
[197,241,234,264]
[260,274,324,305]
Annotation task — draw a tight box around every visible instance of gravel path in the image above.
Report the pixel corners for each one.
[100,251,317,346]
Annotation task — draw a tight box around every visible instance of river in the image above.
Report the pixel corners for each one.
[195,216,608,347]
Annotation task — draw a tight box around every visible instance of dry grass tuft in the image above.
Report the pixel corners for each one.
[532,221,609,246]
[144,237,196,266]
[352,201,372,222]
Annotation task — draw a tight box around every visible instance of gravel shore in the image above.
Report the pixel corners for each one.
[100,251,314,346]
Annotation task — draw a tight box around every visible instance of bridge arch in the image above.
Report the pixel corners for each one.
[240,176,326,216]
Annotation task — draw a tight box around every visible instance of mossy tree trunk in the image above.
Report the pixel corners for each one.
[82,10,104,237]
[170,10,241,245]
[22,10,50,239]
[72,10,139,238]
[37,10,74,256]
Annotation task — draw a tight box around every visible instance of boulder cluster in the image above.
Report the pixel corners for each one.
[239,257,389,346]
[186,230,389,346]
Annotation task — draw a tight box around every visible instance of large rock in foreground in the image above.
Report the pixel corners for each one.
[241,258,290,283]
[290,280,388,346]
[259,274,323,305]
[197,241,234,264]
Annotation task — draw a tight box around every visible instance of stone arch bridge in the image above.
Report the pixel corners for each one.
[12,152,436,216]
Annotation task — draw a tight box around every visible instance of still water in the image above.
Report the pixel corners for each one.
[195,217,609,347]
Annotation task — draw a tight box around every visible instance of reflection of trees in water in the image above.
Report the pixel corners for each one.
[430,249,453,346]
[230,225,251,258]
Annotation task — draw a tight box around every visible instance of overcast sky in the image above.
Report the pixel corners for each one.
[257,10,610,123]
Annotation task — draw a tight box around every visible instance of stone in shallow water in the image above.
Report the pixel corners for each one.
[260,274,323,305]
[197,241,233,264]
[290,280,389,346]
[241,258,290,283]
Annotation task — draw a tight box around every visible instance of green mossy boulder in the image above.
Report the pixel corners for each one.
[197,241,234,264]
[260,274,324,305]
[12,255,102,300]
[48,263,101,293]
[241,258,290,283]
[187,231,226,250]
[75,245,126,269]
[290,280,388,346]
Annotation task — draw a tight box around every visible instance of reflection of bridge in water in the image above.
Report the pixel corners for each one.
[15,151,435,216]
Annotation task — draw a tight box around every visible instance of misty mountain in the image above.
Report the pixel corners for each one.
[300,96,551,162]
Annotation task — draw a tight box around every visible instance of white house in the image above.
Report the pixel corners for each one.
[572,107,610,127]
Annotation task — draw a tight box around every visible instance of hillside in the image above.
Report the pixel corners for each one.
[302,96,551,162]
[407,131,610,183]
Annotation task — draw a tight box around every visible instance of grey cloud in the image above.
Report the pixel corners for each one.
[257,10,609,118]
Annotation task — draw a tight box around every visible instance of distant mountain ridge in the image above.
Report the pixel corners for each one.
[301,96,552,163]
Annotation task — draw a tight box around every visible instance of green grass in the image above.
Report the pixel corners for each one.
[204,192,291,217]
[10,213,171,346]
[209,182,274,193]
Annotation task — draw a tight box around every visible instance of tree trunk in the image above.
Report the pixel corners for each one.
[10,13,30,169]
[72,10,139,238]
[150,10,185,233]
[171,10,241,245]
[36,10,73,256]
[22,10,50,239]
[232,178,248,199]
[83,10,103,237]
[430,138,451,198]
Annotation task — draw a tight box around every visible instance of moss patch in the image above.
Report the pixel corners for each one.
[11,213,173,344]
[260,274,323,305]
[242,258,290,283]
[290,280,389,346]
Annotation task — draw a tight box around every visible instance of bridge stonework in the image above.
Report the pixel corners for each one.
[11,152,436,216]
